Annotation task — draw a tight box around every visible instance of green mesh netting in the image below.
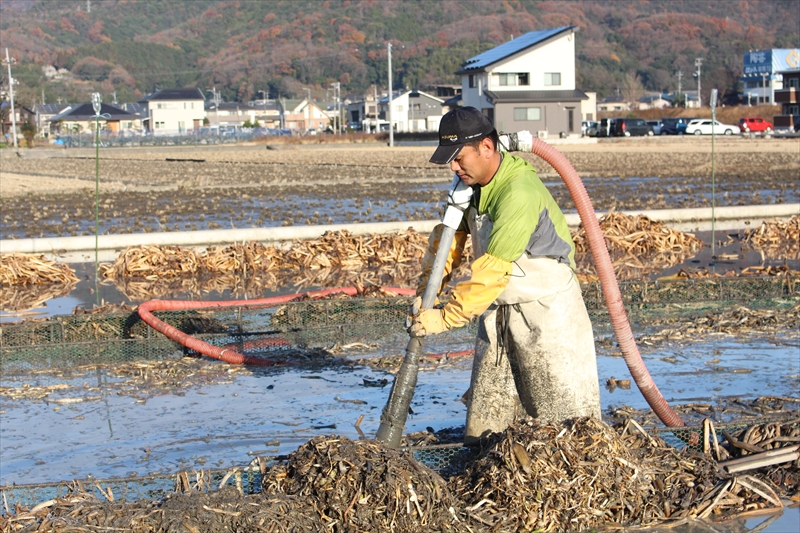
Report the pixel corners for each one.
[2,277,795,371]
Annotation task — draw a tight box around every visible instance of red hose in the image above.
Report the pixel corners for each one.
[531,138,684,427]
[137,287,416,366]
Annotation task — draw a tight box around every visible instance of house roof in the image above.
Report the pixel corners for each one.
[408,90,444,103]
[484,89,588,103]
[139,88,204,102]
[443,95,462,108]
[49,103,135,122]
[456,26,575,74]
[33,103,72,115]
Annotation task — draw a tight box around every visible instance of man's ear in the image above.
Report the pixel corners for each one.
[480,136,494,158]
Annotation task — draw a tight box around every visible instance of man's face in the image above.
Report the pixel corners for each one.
[450,139,494,187]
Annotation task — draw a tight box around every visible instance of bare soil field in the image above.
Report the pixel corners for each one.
[1,137,798,239]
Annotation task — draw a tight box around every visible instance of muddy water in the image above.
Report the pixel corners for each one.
[1,332,797,486]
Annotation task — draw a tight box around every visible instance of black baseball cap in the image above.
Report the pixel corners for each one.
[429,106,496,165]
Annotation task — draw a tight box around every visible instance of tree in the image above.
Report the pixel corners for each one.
[21,120,36,147]
[620,71,645,108]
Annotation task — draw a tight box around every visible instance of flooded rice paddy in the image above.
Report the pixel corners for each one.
[1,331,797,486]
[1,140,798,530]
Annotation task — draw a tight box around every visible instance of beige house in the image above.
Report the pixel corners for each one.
[282,99,330,131]
[138,88,205,135]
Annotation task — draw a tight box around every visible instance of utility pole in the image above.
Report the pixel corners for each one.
[676,70,683,104]
[329,82,340,134]
[762,72,768,103]
[373,84,378,133]
[694,58,703,107]
[5,48,18,149]
[387,42,393,147]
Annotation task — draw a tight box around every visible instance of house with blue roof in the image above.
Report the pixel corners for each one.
[456,26,595,138]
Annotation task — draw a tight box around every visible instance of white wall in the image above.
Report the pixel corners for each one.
[460,31,576,110]
[150,100,205,134]
[487,34,576,92]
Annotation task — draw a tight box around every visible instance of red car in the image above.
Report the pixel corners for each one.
[738,117,773,134]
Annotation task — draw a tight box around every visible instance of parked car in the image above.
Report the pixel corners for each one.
[581,120,598,136]
[612,118,653,137]
[597,118,616,137]
[738,117,773,134]
[660,117,700,135]
[685,119,741,136]
[645,120,662,135]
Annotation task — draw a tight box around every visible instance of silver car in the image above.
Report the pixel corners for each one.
[645,120,662,135]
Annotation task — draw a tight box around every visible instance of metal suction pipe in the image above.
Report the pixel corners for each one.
[376,176,473,446]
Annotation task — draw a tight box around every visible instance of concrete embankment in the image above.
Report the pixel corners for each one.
[1,204,797,263]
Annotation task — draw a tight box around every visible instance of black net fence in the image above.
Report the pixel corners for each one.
[2,276,795,372]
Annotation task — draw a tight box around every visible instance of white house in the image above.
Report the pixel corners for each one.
[378,90,445,133]
[456,26,590,137]
[138,88,205,135]
[205,101,282,130]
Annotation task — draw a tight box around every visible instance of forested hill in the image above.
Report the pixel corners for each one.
[0,0,797,107]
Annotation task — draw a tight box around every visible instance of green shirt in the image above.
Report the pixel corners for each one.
[466,154,576,268]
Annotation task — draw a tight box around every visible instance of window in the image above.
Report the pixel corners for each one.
[494,73,529,86]
[155,121,165,129]
[469,75,476,88]
[513,107,541,121]
[544,72,561,86]
[788,78,800,89]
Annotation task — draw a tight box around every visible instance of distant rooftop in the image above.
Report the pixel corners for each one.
[139,88,204,102]
[456,26,576,74]
[49,103,135,121]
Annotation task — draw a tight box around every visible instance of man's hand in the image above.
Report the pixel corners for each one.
[406,297,449,337]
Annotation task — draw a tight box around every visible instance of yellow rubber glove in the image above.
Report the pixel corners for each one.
[409,253,513,336]
[416,224,469,297]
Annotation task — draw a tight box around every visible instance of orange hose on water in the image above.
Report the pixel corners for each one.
[137,287,416,367]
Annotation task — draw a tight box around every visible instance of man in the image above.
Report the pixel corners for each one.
[409,106,601,441]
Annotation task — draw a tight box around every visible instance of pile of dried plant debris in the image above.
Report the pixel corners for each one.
[3,417,795,533]
[99,230,429,280]
[572,212,705,281]
[742,214,800,254]
[573,211,705,256]
[0,253,78,287]
[261,435,465,532]
[451,417,789,532]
